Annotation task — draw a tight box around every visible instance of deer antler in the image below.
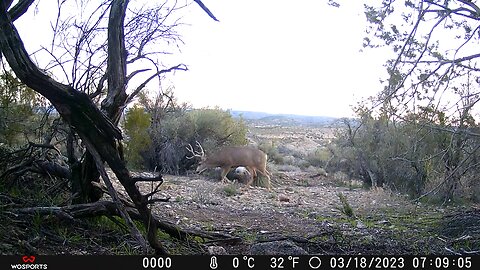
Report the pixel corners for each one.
[186,141,205,159]
[195,141,205,157]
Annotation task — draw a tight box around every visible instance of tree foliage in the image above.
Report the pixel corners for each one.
[124,92,248,174]
[0,70,47,146]
[333,101,480,202]
[354,0,480,202]
[364,0,480,114]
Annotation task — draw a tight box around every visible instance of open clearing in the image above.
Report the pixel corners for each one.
[131,169,452,254]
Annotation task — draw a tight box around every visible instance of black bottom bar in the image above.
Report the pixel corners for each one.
[1,255,478,270]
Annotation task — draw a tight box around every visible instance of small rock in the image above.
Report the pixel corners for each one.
[249,240,307,255]
[377,219,390,225]
[166,210,175,217]
[208,246,228,255]
[356,220,366,229]
[363,235,374,243]
[278,194,290,202]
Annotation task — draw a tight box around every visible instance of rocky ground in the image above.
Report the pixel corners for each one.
[126,170,459,255]
[2,164,476,256]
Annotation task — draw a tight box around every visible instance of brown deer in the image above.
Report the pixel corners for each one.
[186,142,272,190]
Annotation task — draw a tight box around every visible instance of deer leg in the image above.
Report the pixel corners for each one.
[220,167,231,183]
[243,166,255,188]
[247,166,257,179]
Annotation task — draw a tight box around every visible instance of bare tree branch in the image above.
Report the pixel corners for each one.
[193,0,219,21]
[126,63,187,104]
[82,136,149,252]
[7,0,34,22]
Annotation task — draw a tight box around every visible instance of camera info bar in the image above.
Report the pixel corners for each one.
[1,255,477,270]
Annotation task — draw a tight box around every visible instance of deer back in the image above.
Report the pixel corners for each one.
[204,146,267,169]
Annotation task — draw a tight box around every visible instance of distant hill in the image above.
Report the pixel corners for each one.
[230,110,338,127]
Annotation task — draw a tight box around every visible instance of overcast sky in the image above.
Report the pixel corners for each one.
[14,0,391,118]
[170,0,390,117]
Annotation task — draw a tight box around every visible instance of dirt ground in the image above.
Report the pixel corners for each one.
[129,170,452,255]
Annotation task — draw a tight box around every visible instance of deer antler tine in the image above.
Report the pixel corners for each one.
[195,140,205,157]
[186,142,205,159]
[186,143,196,159]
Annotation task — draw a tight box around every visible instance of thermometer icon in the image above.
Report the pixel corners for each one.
[210,256,218,269]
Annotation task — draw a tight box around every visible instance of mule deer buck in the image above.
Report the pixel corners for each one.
[186,142,272,190]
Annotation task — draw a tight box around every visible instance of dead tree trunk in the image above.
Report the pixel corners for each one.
[70,0,129,205]
[65,128,102,204]
[0,0,165,254]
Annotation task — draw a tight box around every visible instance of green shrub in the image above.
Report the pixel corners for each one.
[306,147,331,168]
[337,192,355,218]
[296,159,311,170]
[331,104,480,202]
[223,184,238,197]
[137,101,248,174]
[282,155,295,165]
[189,108,248,147]
[0,71,47,146]
[123,105,152,169]
[258,140,283,164]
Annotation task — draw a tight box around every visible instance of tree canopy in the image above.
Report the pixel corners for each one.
[365,0,480,119]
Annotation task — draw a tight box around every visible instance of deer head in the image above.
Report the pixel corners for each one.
[186,141,207,172]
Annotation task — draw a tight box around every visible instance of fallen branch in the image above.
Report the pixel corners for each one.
[82,139,149,252]
[10,201,241,243]
[132,175,163,183]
